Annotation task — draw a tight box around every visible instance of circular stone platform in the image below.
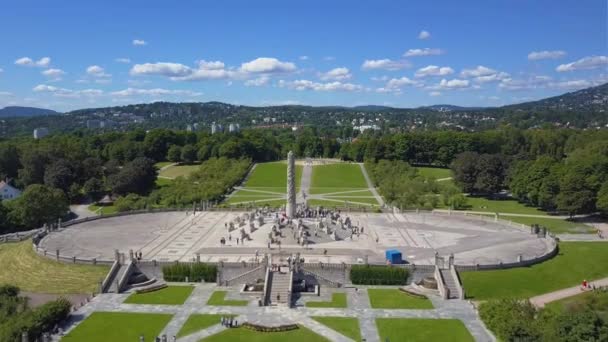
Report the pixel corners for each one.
[38,211,554,266]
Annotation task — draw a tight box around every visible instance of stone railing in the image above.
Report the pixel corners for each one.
[450,264,465,300]
[0,228,44,243]
[434,265,448,300]
[222,265,266,287]
[100,260,121,293]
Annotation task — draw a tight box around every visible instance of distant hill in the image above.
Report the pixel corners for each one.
[420,104,487,112]
[0,106,58,118]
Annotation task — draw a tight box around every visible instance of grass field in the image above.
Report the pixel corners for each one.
[0,240,109,294]
[200,326,329,342]
[154,161,174,169]
[177,314,235,337]
[458,196,548,215]
[461,242,608,300]
[307,199,380,209]
[305,293,347,308]
[206,291,249,306]
[367,289,434,309]
[311,316,361,341]
[159,163,201,179]
[501,216,595,234]
[123,286,194,305]
[310,164,368,194]
[88,204,118,215]
[415,167,452,179]
[62,312,172,342]
[245,162,302,189]
[323,196,380,205]
[376,318,474,342]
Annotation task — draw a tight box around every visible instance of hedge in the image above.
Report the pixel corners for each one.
[350,265,408,285]
[162,263,217,282]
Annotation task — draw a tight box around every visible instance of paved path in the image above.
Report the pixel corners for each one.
[298,161,313,204]
[69,204,97,219]
[358,163,385,206]
[529,277,608,308]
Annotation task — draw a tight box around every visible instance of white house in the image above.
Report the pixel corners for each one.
[0,181,21,200]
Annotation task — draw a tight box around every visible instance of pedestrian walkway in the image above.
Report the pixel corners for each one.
[530,277,608,308]
[359,163,385,206]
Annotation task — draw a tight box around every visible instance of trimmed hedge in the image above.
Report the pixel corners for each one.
[242,322,299,332]
[350,265,408,285]
[162,263,217,282]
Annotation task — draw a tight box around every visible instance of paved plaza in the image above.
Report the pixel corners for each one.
[39,209,553,265]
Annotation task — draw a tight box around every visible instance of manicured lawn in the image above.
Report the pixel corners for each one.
[245,162,303,190]
[177,314,235,337]
[323,196,379,205]
[311,316,361,341]
[88,204,118,215]
[310,164,368,193]
[318,189,373,196]
[206,291,249,306]
[306,293,347,308]
[416,167,452,179]
[159,163,201,179]
[461,242,608,300]
[200,326,329,341]
[307,199,378,209]
[502,216,595,234]
[460,196,548,215]
[225,199,286,208]
[124,285,194,305]
[62,312,173,342]
[367,289,433,309]
[154,161,174,169]
[376,318,474,342]
[0,240,109,294]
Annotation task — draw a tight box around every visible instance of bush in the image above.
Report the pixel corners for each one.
[0,297,71,342]
[162,263,217,283]
[350,265,408,285]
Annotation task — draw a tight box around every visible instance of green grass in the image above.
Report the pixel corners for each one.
[307,199,377,208]
[311,316,361,341]
[123,285,194,305]
[415,167,452,179]
[323,196,379,205]
[206,291,249,306]
[88,204,118,215]
[376,318,474,342]
[159,163,201,179]
[502,216,595,234]
[461,242,608,300]
[200,326,329,341]
[310,164,368,193]
[177,314,236,337]
[317,189,373,196]
[544,290,608,321]
[459,196,548,215]
[306,293,348,308]
[225,199,286,208]
[154,161,174,169]
[245,162,303,190]
[367,289,434,309]
[155,177,174,187]
[0,240,109,294]
[62,312,173,342]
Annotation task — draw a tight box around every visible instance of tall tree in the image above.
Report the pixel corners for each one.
[7,184,68,229]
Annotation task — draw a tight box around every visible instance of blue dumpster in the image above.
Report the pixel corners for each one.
[385,249,403,264]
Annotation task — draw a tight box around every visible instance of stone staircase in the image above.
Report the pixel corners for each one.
[439,269,459,299]
[107,264,129,293]
[268,270,291,306]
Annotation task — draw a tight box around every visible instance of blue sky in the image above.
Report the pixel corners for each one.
[0,0,606,111]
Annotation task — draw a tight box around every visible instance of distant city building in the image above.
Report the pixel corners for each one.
[86,120,103,129]
[0,181,21,200]
[33,127,49,139]
[353,124,380,132]
[211,122,223,134]
[228,123,240,133]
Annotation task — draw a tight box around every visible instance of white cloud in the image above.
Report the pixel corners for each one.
[33,84,104,98]
[299,56,309,61]
[556,55,608,72]
[115,58,131,64]
[0,91,12,97]
[111,88,202,97]
[130,62,192,77]
[499,75,552,90]
[279,79,362,92]
[173,69,238,81]
[429,91,441,96]
[404,48,444,57]
[528,50,566,61]
[371,75,389,82]
[240,57,296,73]
[323,56,335,61]
[361,59,410,71]
[548,80,592,90]
[415,65,454,78]
[132,39,147,46]
[429,78,470,90]
[15,56,51,67]
[244,75,270,87]
[386,77,419,88]
[418,30,431,40]
[475,72,510,83]
[460,66,509,83]
[41,68,65,80]
[319,67,352,81]
[198,60,225,70]
[86,65,111,78]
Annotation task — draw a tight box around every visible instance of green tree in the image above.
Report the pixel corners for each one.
[43,159,74,193]
[597,181,608,216]
[166,145,182,163]
[7,184,68,229]
[107,157,156,195]
[181,144,197,164]
[83,177,104,201]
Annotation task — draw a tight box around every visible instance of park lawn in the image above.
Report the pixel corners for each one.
[415,167,452,179]
[177,314,236,337]
[459,196,548,215]
[159,163,201,179]
[317,189,373,196]
[502,216,595,234]
[225,199,286,208]
[311,316,361,341]
[206,291,248,306]
[155,177,174,187]
[306,293,348,308]
[323,196,379,205]
[62,312,172,342]
[0,240,108,294]
[245,162,303,190]
[87,204,118,215]
[200,326,329,342]
[311,164,368,191]
[367,289,434,309]
[376,318,474,342]
[124,285,194,305]
[460,242,608,300]
[307,199,378,209]
[154,161,174,169]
